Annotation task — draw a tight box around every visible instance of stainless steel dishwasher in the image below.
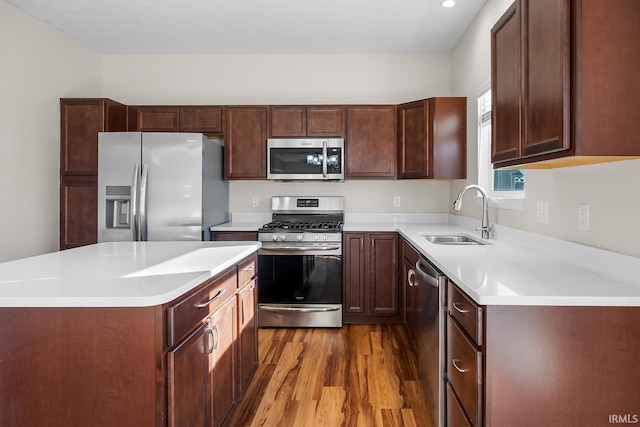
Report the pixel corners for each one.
[414,256,447,427]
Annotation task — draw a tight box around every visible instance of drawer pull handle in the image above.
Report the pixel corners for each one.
[241,284,256,293]
[245,265,254,272]
[194,289,226,308]
[453,302,469,314]
[452,359,468,373]
[205,327,215,353]
[407,269,416,287]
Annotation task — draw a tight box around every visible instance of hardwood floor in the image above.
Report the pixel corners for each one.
[226,324,432,427]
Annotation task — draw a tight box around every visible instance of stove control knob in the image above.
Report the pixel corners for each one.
[313,235,319,241]
[296,235,303,241]
[271,235,279,241]
[279,234,286,241]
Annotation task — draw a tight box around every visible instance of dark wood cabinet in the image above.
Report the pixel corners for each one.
[346,105,397,178]
[225,106,268,179]
[208,296,237,427]
[492,0,640,168]
[236,255,258,396]
[397,97,466,179]
[400,239,420,348]
[59,98,127,250]
[343,232,399,323]
[211,231,258,241]
[269,105,346,137]
[180,106,225,134]
[168,322,209,427]
[136,106,180,131]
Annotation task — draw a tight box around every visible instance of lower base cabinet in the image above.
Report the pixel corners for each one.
[0,253,258,427]
[343,232,400,324]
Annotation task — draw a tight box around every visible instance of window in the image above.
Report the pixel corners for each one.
[477,86,525,206]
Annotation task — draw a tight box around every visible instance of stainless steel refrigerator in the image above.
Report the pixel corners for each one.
[97,132,228,242]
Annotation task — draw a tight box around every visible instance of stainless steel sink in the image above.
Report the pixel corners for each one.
[422,234,488,245]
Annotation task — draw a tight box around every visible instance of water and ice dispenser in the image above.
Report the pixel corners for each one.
[105,186,131,229]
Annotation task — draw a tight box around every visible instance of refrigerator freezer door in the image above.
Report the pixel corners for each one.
[97,132,142,242]
[142,133,204,240]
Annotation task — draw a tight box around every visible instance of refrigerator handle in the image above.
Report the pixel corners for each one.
[139,164,149,241]
[130,163,140,241]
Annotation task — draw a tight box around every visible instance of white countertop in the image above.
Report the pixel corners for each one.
[0,241,260,307]
[212,214,640,307]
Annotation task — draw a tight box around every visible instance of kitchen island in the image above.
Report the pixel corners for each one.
[0,241,260,427]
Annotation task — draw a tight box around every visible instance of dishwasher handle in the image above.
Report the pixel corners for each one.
[414,258,441,288]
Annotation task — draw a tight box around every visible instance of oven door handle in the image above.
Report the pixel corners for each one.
[261,306,341,313]
[260,245,341,252]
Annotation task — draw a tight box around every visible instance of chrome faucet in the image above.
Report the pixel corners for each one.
[453,184,492,239]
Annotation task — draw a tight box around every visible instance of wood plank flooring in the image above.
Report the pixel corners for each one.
[226,324,432,427]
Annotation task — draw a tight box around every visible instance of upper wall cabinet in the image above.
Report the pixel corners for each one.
[491,0,640,168]
[131,106,225,134]
[346,105,397,179]
[269,105,345,138]
[397,97,467,179]
[225,106,268,179]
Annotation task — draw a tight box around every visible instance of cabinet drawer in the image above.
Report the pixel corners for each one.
[401,239,420,265]
[238,253,257,288]
[167,268,237,346]
[447,382,473,427]
[448,282,483,345]
[447,317,482,427]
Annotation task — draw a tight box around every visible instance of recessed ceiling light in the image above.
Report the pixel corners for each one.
[441,0,456,7]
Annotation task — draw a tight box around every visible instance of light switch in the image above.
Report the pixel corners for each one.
[536,201,549,224]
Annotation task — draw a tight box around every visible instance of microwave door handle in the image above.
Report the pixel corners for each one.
[322,141,328,177]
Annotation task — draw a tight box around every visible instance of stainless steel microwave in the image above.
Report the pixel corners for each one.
[267,138,344,181]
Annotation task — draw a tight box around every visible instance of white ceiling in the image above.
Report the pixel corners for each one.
[4,0,486,54]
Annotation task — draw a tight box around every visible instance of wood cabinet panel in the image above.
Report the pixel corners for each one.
[307,106,345,137]
[180,106,225,133]
[397,98,466,179]
[447,383,473,427]
[269,106,306,137]
[211,231,258,242]
[448,282,483,346]
[401,239,420,346]
[136,106,180,131]
[60,176,98,249]
[491,3,522,163]
[209,296,237,427]
[225,106,268,179]
[60,98,127,175]
[346,106,397,178]
[237,279,258,395]
[168,322,208,427]
[492,0,639,167]
[343,232,399,323]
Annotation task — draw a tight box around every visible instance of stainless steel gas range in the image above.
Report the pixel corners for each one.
[257,196,344,328]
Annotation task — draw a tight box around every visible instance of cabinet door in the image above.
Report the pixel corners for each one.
[180,106,225,133]
[346,106,397,178]
[491,2,522,164]
[369,233,399,315]
[209,297,237,427]
[397,100,429,178]
[60,98,126,175]
[60,176,98,249]
[307,106,345,137]
[168,321,209,427]
[521,0,570,158]
[343,233,366,314]
[225,106,268,179]
[269,106,306,137]
[237,280,258,395]
[137,106,180,131]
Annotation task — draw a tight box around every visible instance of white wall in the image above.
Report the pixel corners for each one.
[450,0,640,258]
[0,2,102,262]
[102,53,453,214]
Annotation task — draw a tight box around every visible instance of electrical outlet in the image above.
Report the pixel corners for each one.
[251,196,259,208]
[393,196,401,208]
[536,201,549,224]
[578,204,590,231]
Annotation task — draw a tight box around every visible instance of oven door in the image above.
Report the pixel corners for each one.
[258,244,342,327]
[267,138,344,181]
